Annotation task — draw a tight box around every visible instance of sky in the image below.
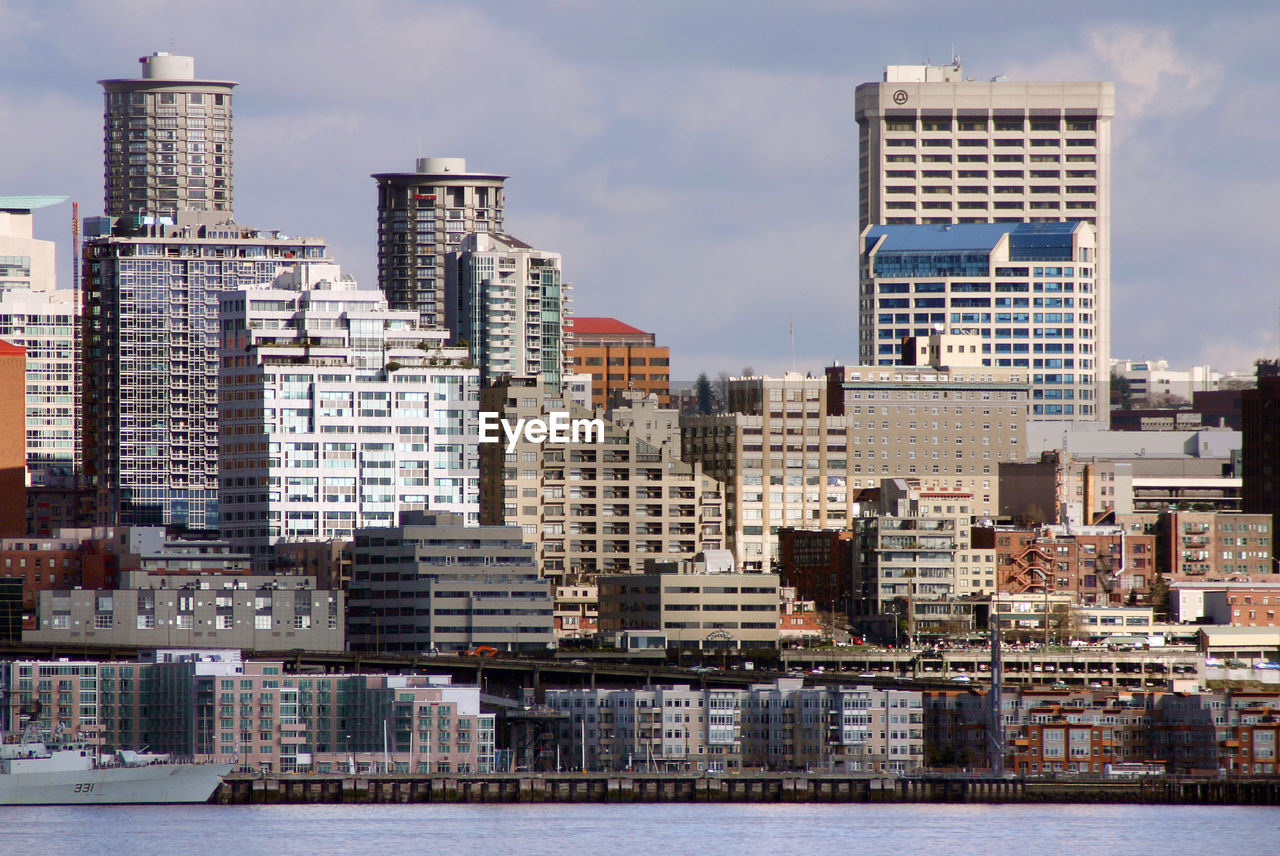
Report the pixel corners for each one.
[2,0,1278,382]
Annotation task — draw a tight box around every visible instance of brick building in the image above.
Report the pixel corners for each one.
[568,317,670,408]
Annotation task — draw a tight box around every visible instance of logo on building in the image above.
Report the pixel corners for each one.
[478,411,605,453]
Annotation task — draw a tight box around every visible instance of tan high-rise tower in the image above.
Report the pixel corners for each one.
[855,62,1114,421]
[100,52,236,220]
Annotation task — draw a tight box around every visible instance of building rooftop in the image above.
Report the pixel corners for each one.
[0,196,68,213]
[572,317,650,336]
[865,221,1085,255]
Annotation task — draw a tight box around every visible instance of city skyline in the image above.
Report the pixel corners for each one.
[2,1,1278,380]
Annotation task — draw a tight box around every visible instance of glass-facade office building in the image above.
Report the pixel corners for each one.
[860,221,1096,418]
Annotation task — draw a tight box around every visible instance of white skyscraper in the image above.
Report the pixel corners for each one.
[218,264,480,567]
[0,197,80,487]
[855,61,1113,420]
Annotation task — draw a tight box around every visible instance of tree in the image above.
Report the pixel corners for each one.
[1110,371,1134,410]
[695,373,714,415]
[1148,572,1171,620]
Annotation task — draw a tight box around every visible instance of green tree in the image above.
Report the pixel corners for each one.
[696,373,714,415]
[1148,572,1171,620]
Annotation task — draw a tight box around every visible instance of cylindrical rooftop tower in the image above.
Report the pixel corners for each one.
[100,52,237,220]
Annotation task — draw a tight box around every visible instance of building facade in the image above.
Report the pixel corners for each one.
[347,512,554,655]
[82,215,331,530]
[850,480,998,638]
[24,570,344,652]
[373,157,506,327]
[854,62,1113,415]
[596,555,780,651]
[682,355,1027,570]
[859,220,1099,418]
[479,377,726,585]
[217,263,480,566]
[100,52,235,220]
[543,680,923,773]
[447,232,572,390]
[0,340,25,536]
[0,652,495,774]
[0,198,81,493]
[568,317,671,409]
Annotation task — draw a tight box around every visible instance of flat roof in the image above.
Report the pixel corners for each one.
[0,195,68,212]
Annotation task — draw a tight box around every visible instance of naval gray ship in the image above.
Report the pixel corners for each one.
[1,726,233,805]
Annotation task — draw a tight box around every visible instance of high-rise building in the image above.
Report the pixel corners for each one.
[1241,368,1280,541]
[82,214,331,531]
[217,264,480,566]
[568,317,671,408]
[447,232,573,390]
[0,197,81,489]
[373,157,506,327]
[100,52,236,220]
[859,221,1099,418]
[855,62,1113,418]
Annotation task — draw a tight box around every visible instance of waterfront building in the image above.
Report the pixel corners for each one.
[855,62,1113,416]
[100,52,235,219]
[479,376,725,585]
[373,157,506,327]
[596,553,780,651]
[0,651,494,774]
[543,680,923,773]
[347,511,554,655]
[82,214,331,530]
[217,263,480,567]
[568,317,671,409]
[447,232,572,390]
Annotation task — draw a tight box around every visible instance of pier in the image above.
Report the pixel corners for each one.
[215,772,1280,806]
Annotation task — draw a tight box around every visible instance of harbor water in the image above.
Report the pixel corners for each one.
[0,802,1272,855]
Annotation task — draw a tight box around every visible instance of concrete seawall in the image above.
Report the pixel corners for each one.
[214,773,1280,806]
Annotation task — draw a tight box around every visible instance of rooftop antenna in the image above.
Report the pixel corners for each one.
[790,319,796,373]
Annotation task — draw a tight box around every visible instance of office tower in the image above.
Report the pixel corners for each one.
[347,511,554,655]
[0,197,81,489]
[82,214,331,531]
[855,62,1113,418]
[447,232,573,390]
[860,221,1098,419]
[218,264,480,567]
[373,157,506,327]
[568,317,671,409]
[99,52,235,220]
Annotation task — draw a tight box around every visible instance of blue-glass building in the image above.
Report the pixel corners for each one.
[860,221,1098,419]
